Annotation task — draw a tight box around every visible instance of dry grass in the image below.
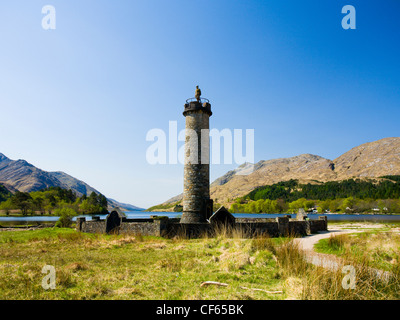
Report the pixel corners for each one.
[282,233,400,300]
[0,228,283,300]
[1,225,398,300]
[316,230,400,272]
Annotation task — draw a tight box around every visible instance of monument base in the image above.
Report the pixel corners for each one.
[180,211,207,224]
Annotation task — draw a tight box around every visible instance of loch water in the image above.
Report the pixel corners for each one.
[1,211,400,227]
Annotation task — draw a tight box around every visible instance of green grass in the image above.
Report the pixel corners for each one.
[0,228,285,300]
[0,212,55,217]
[277,235,400,300]
[0,228,78,243]
[315,230,400,272]
[1,225,399,300]
[146,201,181,212]
[314,234,351,255]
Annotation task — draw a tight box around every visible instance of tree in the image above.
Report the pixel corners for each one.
[45,193,57,208]
[98,194,108,209]
[88,192,98,206]
[84,192,108,214]
[11,192,33,216]
[260,199,273,213]
[288,198,307,212]
[340,197,355,213]
[318,200,331,213]
[247,201,257,213]
[0,198,12,215]
[304,200,316,211]
[33,196,45,215]
[276,198,288,213]
[80,199,97,214]
[54,207,77,228]
[255,199,264,213]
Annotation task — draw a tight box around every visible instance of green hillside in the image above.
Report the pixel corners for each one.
[230,177,400,214]
[246,177,400,202]
[0,184,11,203]
[0,186,108,216]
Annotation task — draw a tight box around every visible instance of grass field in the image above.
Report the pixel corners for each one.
[0,209,55,217]
[0,228,287,300]
[0,224,399,300]
[315,230,400,272]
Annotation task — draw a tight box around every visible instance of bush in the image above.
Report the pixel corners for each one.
[327,234,349,251]
[54,207,77,228]
[151,216,169,221]
[250,235,276,254]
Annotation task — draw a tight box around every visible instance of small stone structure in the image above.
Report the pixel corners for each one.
[209,206,236,226]
[105,208,126,234]
[296,208,308,221]
[77,209,328,238]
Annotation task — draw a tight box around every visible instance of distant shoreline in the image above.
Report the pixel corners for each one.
[2,208,400,218]
[145,210,400,216]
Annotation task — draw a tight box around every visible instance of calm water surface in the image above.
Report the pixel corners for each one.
[1,211,400,226]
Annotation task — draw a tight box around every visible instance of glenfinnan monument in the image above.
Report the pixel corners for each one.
[180,87,214,224]
[76,86,328,237]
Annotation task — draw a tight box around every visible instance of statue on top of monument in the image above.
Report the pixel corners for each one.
[195,86,201,102]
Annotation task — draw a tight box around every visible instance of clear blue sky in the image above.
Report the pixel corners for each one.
[0,1,399,208]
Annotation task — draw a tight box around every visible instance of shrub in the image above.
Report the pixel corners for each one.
[327,234,349,251]
[250,235,276,254]
[54,207,77,228]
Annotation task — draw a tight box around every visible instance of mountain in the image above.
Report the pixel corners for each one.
[51,172,143,211]
[0,154,70,193]
[0,153,143,211]
[333,137,400,179]
[50,171,99,197]
[107,199,143,212]
[159,137,400,207]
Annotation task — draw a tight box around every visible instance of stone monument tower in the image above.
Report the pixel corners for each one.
[180,87,213,224]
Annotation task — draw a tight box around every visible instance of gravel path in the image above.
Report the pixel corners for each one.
[293,224,391,280]
[295,223,386,252]
[293,229,361,271]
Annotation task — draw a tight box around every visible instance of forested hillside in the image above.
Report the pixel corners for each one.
[230,176,400,214]
[0,186,108,216]
[247,177,400,202]
[0,184,11,203]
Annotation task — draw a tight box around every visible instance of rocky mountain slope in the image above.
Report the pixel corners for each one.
[333,137,400,179]
[0,154,67,193]
[161,137,400,207]
[0,153,143,211]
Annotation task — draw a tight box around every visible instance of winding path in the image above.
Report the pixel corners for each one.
[294,229,360,270]
[294,225,391,280]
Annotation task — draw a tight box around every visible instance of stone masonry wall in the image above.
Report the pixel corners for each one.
[77,216,328,238]
[288,221,309,236]
[81,221,105,234]
[119,222,162,236]
[236,222,280,237]
[310,219,327,233]
[236,218,276,223]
